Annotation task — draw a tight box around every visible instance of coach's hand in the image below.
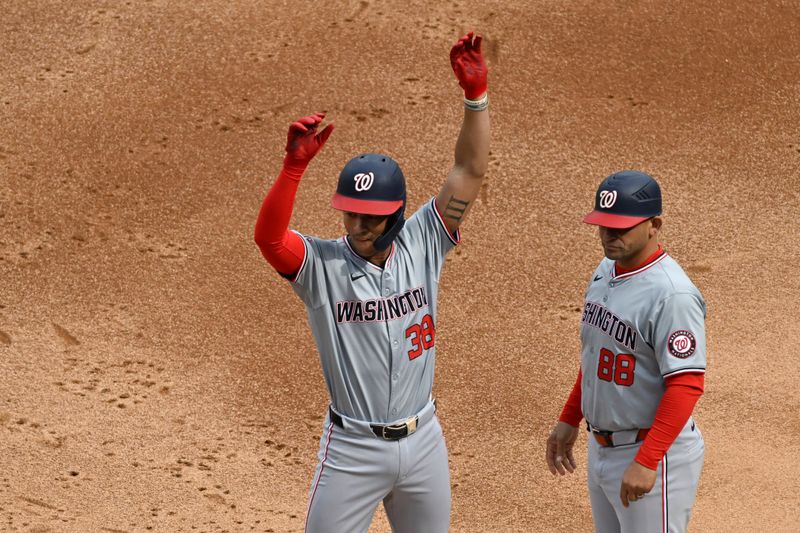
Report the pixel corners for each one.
[284,112,334,169]
[546,421,579,475]
[450,31,488,100]
[620,460,657,507]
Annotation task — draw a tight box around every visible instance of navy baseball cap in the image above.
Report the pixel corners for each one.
[583,170,662,229]
[331,153,406,215]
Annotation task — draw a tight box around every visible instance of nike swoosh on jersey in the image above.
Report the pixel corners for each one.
[350,273,366,281]
[593,275,603,282]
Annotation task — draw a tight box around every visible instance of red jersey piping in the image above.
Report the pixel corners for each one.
[613,246,667,280]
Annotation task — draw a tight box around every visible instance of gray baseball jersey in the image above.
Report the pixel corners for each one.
[291,197,459,423]
[580,250,707,431]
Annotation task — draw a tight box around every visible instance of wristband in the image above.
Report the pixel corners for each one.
[464,93,488,112]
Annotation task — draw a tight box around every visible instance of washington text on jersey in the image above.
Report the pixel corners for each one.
[581,301,637,351]
[336,286,429,323]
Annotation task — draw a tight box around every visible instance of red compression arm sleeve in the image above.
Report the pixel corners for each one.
[635,372,705,469]
[559,369,584,427]
[253,162,307,277]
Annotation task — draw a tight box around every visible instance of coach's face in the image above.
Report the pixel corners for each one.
[599,217,662,265]
[344,212,389,258]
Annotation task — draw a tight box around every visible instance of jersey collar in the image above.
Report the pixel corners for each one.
[612,246,667,280]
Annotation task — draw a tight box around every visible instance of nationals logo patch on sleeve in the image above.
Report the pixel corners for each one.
[668,330,696,358]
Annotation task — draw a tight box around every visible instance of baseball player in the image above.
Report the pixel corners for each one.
[254,33,489,533]
[545,171,706,533]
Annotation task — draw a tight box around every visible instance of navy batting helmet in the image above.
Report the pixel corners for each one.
[583,170,662,229]
[331,153,406,251]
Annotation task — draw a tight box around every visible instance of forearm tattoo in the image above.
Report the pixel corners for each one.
[444,196,470,222]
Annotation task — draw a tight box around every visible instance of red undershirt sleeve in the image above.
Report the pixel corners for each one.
[253,162,307,277]
[559,368,584,427]
[635,372,705,470]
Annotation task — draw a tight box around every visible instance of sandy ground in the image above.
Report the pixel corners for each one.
[2,1,799,531]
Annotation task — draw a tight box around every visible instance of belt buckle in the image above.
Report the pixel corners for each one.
[406,416,418,434]
[381,416,418,440]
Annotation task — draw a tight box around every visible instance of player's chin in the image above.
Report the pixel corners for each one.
[352,238,377,256]
[602,245,625,260]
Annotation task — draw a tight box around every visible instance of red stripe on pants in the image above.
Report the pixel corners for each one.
[305,421,335,533]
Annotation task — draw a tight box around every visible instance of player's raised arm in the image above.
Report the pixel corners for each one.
[254,113,333,276]
[435,32,491,236]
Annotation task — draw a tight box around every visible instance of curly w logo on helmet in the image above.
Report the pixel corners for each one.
[599,190,618,209]
[353,172,375,192]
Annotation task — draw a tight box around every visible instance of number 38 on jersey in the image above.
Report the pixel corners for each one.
[405,314,435,360]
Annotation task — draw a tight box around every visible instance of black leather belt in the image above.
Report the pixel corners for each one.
[329,406,420,441]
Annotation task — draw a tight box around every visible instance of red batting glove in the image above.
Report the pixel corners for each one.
[450,32,488,100]
[284,112,334,170]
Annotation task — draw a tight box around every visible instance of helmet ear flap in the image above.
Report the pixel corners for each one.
[373,203,406,251]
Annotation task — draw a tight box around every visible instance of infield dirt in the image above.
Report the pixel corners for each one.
[1,1,799,531]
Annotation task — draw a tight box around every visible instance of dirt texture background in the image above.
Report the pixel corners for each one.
[2,1,799,531]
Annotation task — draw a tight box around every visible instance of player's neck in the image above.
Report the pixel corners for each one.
[615,242,663,272]
[368,247,391,267]
[349,236,391,268]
